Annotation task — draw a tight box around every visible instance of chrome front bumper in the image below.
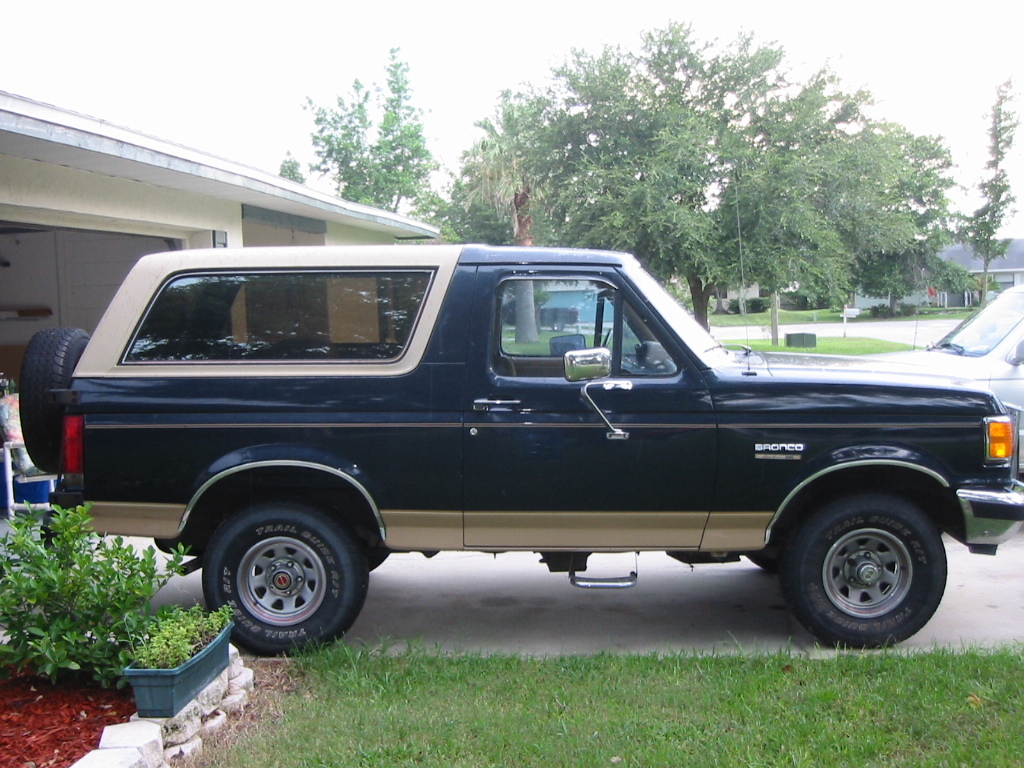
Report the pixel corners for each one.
[958,481,1024,547]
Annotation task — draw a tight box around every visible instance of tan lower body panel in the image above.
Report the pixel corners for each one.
[700,512,775,551]
[464,511,709,549]
[381,510,464,550]
[84,502,186,538]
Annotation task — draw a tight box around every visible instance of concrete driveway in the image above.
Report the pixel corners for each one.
[153,533,1024,655]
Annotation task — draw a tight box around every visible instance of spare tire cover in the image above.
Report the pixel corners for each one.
[20,327,90,473]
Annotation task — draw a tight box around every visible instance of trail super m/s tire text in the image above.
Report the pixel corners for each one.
[202,502,369,655]
[779,493,947,648]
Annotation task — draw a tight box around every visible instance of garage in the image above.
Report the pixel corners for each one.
[0,223,179,380]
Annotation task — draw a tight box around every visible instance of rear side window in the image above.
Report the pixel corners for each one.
[124,270,433,363]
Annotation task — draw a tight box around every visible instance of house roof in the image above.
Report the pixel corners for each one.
[941,240,1024,273]
[0,90,439,240]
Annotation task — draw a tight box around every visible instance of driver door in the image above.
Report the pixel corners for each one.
[462,267,717,550]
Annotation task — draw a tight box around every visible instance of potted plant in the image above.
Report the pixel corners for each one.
[123,605,234,718]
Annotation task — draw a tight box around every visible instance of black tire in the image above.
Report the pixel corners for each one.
[779,493,946,648]
[745,550,779,573]
[20,327,90,473]
[201,502,369,655]
[366,547,391,572]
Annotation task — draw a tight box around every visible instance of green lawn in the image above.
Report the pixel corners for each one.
[734,337,912,355]
[203,645,1024,768]
[709,307,973,328]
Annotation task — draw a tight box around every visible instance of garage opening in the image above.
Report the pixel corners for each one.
[0,222,181,382]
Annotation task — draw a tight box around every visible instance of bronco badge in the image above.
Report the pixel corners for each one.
[755,443,805,460]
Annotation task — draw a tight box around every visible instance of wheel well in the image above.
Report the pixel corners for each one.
[168,465,383,556]
[768,465,963,548]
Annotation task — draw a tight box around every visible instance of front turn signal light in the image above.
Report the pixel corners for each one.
[986,416,1015,462]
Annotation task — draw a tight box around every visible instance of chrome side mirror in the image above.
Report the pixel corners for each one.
[564,347,612,382]
[1007,339,1024,366]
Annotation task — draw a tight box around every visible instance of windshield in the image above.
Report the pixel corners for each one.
[622,258,732,367]
[936,290,1024,356]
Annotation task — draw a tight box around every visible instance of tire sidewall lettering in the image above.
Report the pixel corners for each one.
[202,503,369,655]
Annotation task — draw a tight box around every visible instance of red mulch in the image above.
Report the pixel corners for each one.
[0,671,136,768]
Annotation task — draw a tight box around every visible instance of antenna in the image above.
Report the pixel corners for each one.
[735,172,750,351]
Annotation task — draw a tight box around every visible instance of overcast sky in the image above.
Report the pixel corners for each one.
[4,0,1023,234]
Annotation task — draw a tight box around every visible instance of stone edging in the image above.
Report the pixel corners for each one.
[70,644,253,768]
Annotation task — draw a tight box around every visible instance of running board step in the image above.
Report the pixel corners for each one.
[568,553,638,589]
[569,571,638,589]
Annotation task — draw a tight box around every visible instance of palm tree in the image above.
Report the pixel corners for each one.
[463,94,540,342]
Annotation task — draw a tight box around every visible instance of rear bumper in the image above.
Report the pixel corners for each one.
[958,481,1024,546]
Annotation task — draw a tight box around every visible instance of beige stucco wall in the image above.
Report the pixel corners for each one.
[325,221,394,245]
[0,154,244,245]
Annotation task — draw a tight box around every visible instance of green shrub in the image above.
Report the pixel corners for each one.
[0,504,186,686]
[132,605,234,669]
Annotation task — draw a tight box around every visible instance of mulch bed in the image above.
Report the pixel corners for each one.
[0,671,137,768]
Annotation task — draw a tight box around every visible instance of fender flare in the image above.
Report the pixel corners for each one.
[764,445,952,544]
[181,446,385,539]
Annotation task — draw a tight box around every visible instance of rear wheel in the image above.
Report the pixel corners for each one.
[202,502,369,655]
[779,493,946,648]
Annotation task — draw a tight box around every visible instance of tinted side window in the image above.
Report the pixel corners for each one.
[125,271,432,362]
[495,278,677,378]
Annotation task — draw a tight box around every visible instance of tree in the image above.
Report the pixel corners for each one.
[307,49,435,213]
[461,93,543,247]
[426,176,514,245]
[461,94,545,341]
[961,79,1018,306]
[530,25,869,331]
[850,126,954,314]
[278,152,306,183]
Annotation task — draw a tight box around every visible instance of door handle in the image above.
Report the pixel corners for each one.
[473,398,523,412]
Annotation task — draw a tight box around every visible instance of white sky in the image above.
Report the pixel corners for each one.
[4,0,1023,234]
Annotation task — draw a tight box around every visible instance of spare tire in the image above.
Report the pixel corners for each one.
[20,327,90,473]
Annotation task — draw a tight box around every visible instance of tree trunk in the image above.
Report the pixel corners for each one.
[513,188,533,248]
[980,261,991,307]
[686,272,714,331]
[514,281,539,344]
[511,190,538,343]
[888,293,899,316]
[770,291,780,346]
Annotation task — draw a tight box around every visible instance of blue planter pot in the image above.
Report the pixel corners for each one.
[123,623,234,718]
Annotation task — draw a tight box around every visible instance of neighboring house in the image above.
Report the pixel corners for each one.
[939,240,1024,302]
[0,91,438,381]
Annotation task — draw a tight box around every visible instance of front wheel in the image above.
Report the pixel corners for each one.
[779,494,946,648]
[202,502,369,655]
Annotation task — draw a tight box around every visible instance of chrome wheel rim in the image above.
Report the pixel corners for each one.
[822,528,913,618]
[238,536,327,626]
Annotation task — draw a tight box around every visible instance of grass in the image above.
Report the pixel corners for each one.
[199,644,1024,768]
[709,307,973,327]
[729,337,913,355]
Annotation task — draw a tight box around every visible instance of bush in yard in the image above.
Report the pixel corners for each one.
[0,504,186,686]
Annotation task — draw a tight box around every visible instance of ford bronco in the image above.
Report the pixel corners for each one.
[18,244,1024,653]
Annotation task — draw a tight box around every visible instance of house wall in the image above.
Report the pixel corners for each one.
[0,154,244,245]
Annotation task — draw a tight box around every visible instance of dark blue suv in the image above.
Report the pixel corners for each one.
[19,244,1024,653]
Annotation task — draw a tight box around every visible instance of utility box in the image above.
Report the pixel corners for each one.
[786,333,817,348]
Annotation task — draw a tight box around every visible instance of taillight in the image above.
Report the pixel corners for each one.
[62,414,85,477]
[985,415,1015,463]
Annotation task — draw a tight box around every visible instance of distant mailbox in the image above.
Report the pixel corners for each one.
[843,307,861,318]
[786,333,817,348]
